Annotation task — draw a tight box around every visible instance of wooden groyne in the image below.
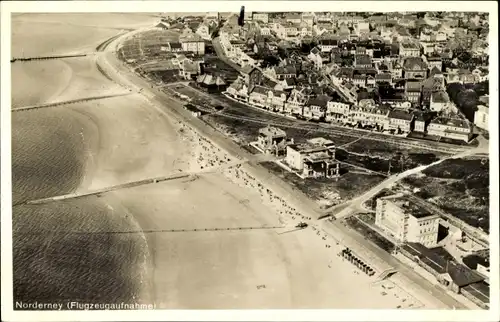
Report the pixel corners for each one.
[19,160,247,206]
[10,54,87,63]
[11,92,133,112]
[24,173,190,205]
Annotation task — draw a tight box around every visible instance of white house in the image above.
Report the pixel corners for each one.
[253,12,269,23]
[474,104,489,131]
[430,91,453,112]
[196,23,211,40]
[427,117,472,142]
[326,101,350,122]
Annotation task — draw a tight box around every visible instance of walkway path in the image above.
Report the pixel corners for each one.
[325,146,486,218]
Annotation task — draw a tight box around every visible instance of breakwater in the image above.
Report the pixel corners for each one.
[12,92,133,112]
[11,54,87,63]
[22,173,189,206]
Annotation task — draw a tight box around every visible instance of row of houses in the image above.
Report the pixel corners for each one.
[226,72,472,142]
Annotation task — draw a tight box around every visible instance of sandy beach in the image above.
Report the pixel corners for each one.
[12,13,433,309]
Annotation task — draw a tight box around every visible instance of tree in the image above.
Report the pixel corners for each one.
[260,55,280,68]
[416,12,426,19]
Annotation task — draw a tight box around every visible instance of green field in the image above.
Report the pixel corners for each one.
[402,156,489,232]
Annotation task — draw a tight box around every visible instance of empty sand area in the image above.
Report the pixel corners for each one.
[11,57,123,108]
[64,93,191,192]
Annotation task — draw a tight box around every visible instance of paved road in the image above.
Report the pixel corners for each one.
[212,37,243,72]
[325,145,486,217]
[99,30,474,310]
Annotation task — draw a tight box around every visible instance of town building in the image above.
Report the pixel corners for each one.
[304,95,332,120]
[404,80,422,105]
[375,73,393,85]
[274,66,297,80]
[249,85,288,111]
[421,74,446,106]
[355,54,372,68]
[399,42,421,57]
[285,87,311,115]
[285,13,302,24]
[399,242,486,296]
[256,126,290,156]
[226,77,249,101]
[426,56,443,72]
[427,116,472,142]
[196,23,211,40]
[179,33,205,55]
[241,66,264,94]
[196,74,227,93]
[285,138,340,179]
[403,57,427,79]
[326,101,350,122]
[429,91,453,112]
[318,38,338,52]
[252,12,269,23]
[347,99,390,129]
[352,75,367,88]
[474,104,489,131]
[388,109,414,133]
[376,194,440,247]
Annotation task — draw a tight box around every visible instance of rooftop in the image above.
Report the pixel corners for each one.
[404,57,427,70]
[430,116,470,129]
[251,85,286,97]
[259,126,287,137]
[288,137,335,153]
[403,242,485,287]
[405,80,422,91]
[381,194,435,219]
[179,33,203,43]
[304,151,335,163]
[388,108,414,121]
[307,137,334,147]
[431,91,449,103]
[400,42,420,50]
[306,95,333,108]
[275,65,297,75]
[355,54,372,66]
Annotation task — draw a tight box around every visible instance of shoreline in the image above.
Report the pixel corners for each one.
[10,15,477,308]
[100,28,456,309]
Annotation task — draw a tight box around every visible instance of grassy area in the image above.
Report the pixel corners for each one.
[120,29,180,62]
[168,85,223,108]
[205,106,440,175]
[402,156,489,232]
[346,138,448,160]
[260,161,386,208]
[202,114,264,144]
[216,103,449,173]
[344,215,395,253]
